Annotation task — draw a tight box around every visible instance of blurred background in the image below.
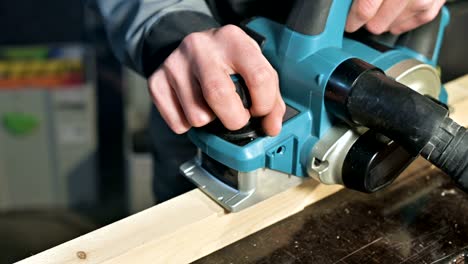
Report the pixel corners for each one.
[0,1,153,263]
[0,0,467,263]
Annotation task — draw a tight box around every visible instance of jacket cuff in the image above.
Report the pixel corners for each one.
[141,11,220,77]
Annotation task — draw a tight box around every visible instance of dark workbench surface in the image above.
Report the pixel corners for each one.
[196,159,468,264]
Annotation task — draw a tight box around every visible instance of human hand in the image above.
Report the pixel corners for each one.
[148,25,285,135]
[346,0,446,35]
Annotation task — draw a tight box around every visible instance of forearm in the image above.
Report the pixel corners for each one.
[88,0,220,76]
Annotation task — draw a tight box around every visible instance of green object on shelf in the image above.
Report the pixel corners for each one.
[2,112,39,136]
[0,46,49,60]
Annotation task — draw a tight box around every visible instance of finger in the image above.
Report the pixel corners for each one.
[388,13,420,34]
[261,95,286,136]
[227,35,279,117]
[389,0,445,34]
[192,54,250,131]
[388,0,434,30]
[215,24,283,135]
[387,12,418,32]
[365,0,410,35]
[346,0,384,32]
[148,70,191,134]
[163,51,216,128]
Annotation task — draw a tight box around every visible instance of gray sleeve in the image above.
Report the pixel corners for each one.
[88,0,220,76]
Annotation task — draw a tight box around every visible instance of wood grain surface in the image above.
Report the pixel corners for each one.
[17,75,468,264]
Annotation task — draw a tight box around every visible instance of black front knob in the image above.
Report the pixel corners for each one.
[205,74,264,146]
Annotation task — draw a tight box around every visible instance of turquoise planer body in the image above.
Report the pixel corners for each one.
[181,0,450,212]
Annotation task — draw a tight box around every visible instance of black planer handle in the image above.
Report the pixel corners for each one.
[352,10,445,62]
[286,0,447,61]
[286,0,333,36]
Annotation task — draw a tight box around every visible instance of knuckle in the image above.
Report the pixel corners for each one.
[217,24,245,38]
[254,103,273,116]
[148,74,165,97]
[181,32,205,50]
[202,79,230,103]
[249,66,275,88]
[355,0,377,21]
[271,67,279,83]
[417,10,437,24]
[147,73,159,89]
[163,53,179,71]
[250,68,278,115]
[151,89,164,106]
[279,100,287,114]
[412,0,433,11]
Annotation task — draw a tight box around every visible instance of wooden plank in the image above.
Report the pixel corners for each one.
[446,74,468,105]
[17,75,468,264]
[18,180,341,264]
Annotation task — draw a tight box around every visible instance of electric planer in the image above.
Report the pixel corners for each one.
[180,0,468,212]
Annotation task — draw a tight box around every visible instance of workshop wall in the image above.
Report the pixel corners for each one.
[0,1,138,263]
